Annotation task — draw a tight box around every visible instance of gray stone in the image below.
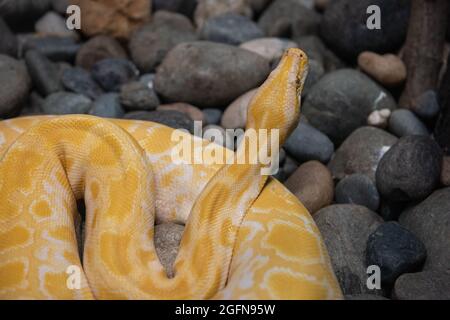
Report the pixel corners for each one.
[21,36,80,62]
[42,91,92,115]
[414,90,440,120]
[124,110,194,133]
[399,188,450,271]
[129,11,197,73]
[91,58,139,92]
[120,81,160,111]
[0,17,17,57]
[152,0,197,17]
[25,49,62,96]
[320,0,410,61]
[154,41,271,108]
[393,270,450,300]
[200,13,264,45]
[154,223,184,278]
[314,204,383,295]
[203,108,222,125]
[61,67,103,99]
[258,0,321,38]
[89,93,125,118]
[284,120,334,164]
[376,136,442,202]
[328,127,398,182]
[366,222,427,285]
[303,69,397,145]
[388,109,429,137]
[0,54,31,117]
[335,174,380,212]
[35,11,78,39]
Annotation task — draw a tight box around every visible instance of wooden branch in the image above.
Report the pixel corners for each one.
[399,0,449,109]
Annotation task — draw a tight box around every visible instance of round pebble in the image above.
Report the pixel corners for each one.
[61,67,103,99]
[200,13,264,45]
[0,54,31,117]
[376,135,442,202]
[335,174,380,212]
[388,109,429,137]
[284,161,334,214]
[366,222,427,285]
[91,58,139,92]
[42,91,92,115]
[120,81,160,111]
[89,93,125,118]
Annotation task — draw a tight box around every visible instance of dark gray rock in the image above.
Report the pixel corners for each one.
[414,90,440,120]
[258,0,321,38]
[51,0,70,15]
[0,17,17,57]
[295,35,347,73]
[154,41,271,108]
[124,110,194,133]
[284,120,334,164]
[42,92,92,115]
[328,127,398,182]
[393,270,450,300]
[302,59,325,97]
[0,0,51,24]
[335,174,380,212]
[120,81,160,111]
[91,58,139,92]
[399,188,450,271]
[89,93,124,119]
[20,91,44,116]
[25,49,62,96]
[302,69,397,145]
[314,204,383,295]
[152,0,197,17]
[200,13,264,45]
[129,11,197,73]
[21,36,80,62]
[203,108,222,125]
[35,11,78,39]
[75,35,127,71]
[61,67,103,99]
[0,54,31,117]
[388,109,429,137]
[378,199,408,222]
[154,223,184,278]
[366,222,427,285]
[376,136,442,202]
[320,0,410,61]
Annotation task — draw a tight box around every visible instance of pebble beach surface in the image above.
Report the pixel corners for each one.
[0,0,449,300]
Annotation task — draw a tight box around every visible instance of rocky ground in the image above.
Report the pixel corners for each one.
[0,0,449,300]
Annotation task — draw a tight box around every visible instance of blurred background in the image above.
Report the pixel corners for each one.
[0,0,449,300]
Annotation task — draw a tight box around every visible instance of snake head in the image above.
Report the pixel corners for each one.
[246,48,309,144]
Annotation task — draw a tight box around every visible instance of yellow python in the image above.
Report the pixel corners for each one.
[0,49,342,299]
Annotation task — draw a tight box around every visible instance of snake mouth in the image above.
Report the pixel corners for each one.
[283,48,309,99]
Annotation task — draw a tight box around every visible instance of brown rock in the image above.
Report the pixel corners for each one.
[221,88,257,129]
[442,156,450,186]
[284,160,334,214]
[75,35,128,70]
[154,223,184,278]
[194,0,252,28]
[158,103,204,122]
[358,51,407,87]
[71,0,151,39]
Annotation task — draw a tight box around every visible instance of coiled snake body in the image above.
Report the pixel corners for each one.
[0,49,342,299]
